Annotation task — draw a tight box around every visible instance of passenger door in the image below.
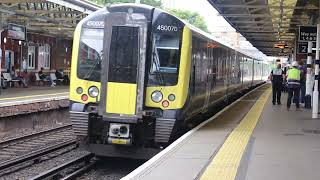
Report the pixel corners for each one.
[202,44,212,112]
[100,12,148,117]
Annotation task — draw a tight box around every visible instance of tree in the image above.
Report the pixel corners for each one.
[167,9,209,33]
[90,0,162,8]
[88,1,208,33]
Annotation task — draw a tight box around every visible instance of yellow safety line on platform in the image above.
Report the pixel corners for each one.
[200,87,271,180]
[0,92,69,101]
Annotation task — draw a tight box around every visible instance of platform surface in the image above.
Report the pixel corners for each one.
[123,84,320,180]
[0,86,69,107]
[244,92,320,180]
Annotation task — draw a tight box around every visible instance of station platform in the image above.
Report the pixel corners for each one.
[0,86,69,106]
[0,86,69,117]
[123,83,320,180]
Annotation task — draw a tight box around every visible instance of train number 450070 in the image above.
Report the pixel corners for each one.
[157,25,178,32]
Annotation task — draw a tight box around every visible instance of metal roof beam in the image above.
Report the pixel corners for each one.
[45,0,98,14]
[16,9,80,14]
[220,14,271,18]
[241,31,278,33]
[0,0,44,3]
[246,38,293,42]
[232,21,272,24]
[0,4,74,26]
[237,26,272,28]
[214,4,319,10]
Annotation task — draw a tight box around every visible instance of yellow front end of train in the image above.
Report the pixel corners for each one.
[69,5,193,158]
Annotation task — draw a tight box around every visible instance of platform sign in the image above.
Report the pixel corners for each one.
[298,42,316,54]
[7,23,26,41]
[299,26,317,42]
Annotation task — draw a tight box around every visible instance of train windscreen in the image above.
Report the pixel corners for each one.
[77,28,103,82]
[149,30,181,86]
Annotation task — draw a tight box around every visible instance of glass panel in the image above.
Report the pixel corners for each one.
[108,26,139,84]
[153,34,179,74]
[149,33,181,86]
[27,46,35,69]
[77,28,103,82]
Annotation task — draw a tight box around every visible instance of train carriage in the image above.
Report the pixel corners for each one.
[69,4,269,159]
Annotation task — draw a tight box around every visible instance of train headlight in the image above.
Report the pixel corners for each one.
[76,87,83,94]
[112,127,119,135]
[168,94,176,101]
[151,91,163,103]
[88,86,99,98]
[119,126,128,134]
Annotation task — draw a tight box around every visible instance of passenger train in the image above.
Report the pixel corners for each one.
[69,4,269,159]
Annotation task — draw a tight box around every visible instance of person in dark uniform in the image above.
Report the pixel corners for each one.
[270,64,285,105]
[298,61,306,103]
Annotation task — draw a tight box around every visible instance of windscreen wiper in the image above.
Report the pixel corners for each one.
[152,49,165,86]
[83,58,100,80]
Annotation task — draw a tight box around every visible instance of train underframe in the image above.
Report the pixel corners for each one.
[71,104,183,159]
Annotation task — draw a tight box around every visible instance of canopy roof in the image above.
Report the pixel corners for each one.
[0,0,101,38]
[208,0,320,56]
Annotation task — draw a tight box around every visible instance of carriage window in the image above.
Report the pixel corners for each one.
[108,26,139,83]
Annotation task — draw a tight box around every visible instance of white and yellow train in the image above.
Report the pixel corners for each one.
[69,4,269,159]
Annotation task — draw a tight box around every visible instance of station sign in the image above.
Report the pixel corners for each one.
[299,26,317,42]
[7,23,26,41]
[297,42,316,54]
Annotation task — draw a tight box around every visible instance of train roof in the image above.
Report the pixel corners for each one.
[77,3,266,61]
[182,20,265,61]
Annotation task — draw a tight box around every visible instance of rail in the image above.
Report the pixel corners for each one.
[29,153,95,180]
[0,124,72,148]
[0,139,77,176]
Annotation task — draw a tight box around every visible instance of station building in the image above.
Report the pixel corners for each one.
[0,0,100,84]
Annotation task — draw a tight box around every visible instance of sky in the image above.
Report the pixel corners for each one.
[162,0,235,32]
[161,0,269,60]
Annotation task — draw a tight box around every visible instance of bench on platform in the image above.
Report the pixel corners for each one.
[35,73,50,86]
[2,73,20,87]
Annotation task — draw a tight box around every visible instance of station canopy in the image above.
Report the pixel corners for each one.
[208,0,320,57]
[0,0,101,38]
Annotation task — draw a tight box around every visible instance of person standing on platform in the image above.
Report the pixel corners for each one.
[298,61,307,103]
[270,64,285,105]
[287,61,301,110]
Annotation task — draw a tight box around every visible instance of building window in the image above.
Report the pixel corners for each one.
[27,46,35,69]
[38,44,50,69]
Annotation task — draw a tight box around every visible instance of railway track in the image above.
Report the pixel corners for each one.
[29,153,95,180]
[0,124,74,160]
[0,124,78,176]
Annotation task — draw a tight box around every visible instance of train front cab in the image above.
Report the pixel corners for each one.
[83,9,191,158]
